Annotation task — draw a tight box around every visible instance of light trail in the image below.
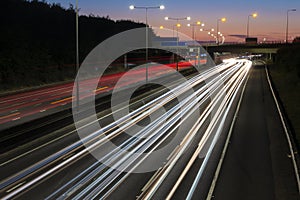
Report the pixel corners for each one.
[137,60,251,199]
[0,59,251,199]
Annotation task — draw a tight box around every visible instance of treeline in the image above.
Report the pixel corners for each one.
[0,0,146,90]
[276,44,300,78]
[272,44,300,146]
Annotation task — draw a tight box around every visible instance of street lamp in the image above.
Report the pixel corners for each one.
[187,21,204,67]
[217,17,226,45]
[159,24,181,37]
[200,28,215,45]
[129,5,165,83]
[286,9,296,43]
[165,16,191,71]
[200,28,214,32]
[75,0,79,110]
[247,12,258,38]
[187,21,204,40]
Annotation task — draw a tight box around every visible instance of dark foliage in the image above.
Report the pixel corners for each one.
[0,0,145,90]
[276,44,300,79]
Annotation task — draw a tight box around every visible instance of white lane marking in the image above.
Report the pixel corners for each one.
[1,62,236,199]
[265,64,300,193]
[12,117,21,121]
[63,153,75,160]
[5,181,26,193]
[0,130,74,167]
[206,67,250,200]
[186,61,252,200]
[0,87,72,104]
[0,81,178,167]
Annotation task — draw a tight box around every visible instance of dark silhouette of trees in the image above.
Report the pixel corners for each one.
[0,0,145,90]
[276,44,300,78]
[293,37,300,43]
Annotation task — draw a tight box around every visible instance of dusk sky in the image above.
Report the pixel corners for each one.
[46,0,300,42]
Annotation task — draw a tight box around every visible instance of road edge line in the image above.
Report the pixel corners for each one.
[265,65,300,193]
[205,65,251,200]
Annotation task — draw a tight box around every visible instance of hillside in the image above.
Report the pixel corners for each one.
[0,0,145,90]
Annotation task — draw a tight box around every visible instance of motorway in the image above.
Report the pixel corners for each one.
[0,58,299,199]
[208,64,300,200]
[0,60,193,128]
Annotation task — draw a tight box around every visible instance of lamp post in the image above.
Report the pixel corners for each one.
[129,5,165,83]
[286,9,296,43]
[75,0,79,111]
[247,12,258,38]
[200,28,214,32]
[159,25,178,37]
[199,28,215,50]
[187,22,203,67]
[187,21,204,41]
[217,17,226,45]
[165,16,191,71]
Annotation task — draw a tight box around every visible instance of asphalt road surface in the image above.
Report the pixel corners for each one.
[0,61,194,128]
[1,61,299,200]
[212,65,299,200]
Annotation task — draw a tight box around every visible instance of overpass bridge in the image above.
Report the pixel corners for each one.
[205,43,295,62]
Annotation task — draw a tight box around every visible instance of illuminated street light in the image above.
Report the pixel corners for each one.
[286,9,296,43]
[201,28,218,43]
[159,5,165,10]
[164,16,191,71]
[165,16,191,21]
[129,5,165,83]
[129,5,134,10]
[247,12,258,38]
[200,28,214,32]
[159,25,164,29]
[187,21,204,40]
[217,17,226,45]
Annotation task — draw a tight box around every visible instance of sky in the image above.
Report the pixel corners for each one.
[46,0,300,42]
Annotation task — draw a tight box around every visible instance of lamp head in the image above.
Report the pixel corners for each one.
[160,5,165,10]
[129,5,135,10]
